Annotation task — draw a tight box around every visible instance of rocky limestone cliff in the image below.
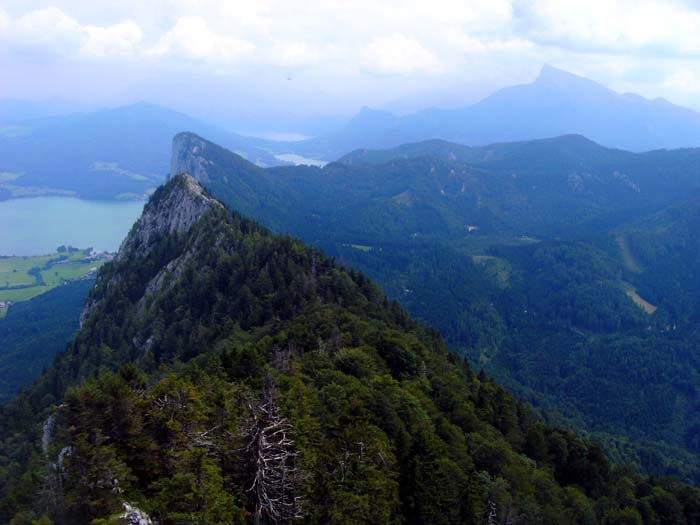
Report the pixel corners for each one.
[81,173,220,327]
[171,132,213,183]
[116,172,220,262]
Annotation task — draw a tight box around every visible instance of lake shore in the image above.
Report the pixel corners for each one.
[0,196,144,256]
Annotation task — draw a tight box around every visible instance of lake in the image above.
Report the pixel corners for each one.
[274,153,327,168]
[0,197,144,256]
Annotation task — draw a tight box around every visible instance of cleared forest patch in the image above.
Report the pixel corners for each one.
[626,288,657,314]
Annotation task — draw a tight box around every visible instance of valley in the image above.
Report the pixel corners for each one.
[3,174,700,524]
[0,247,111,316]
[166,131,700,484]
[6,66,700,205]
[4,128,700,489]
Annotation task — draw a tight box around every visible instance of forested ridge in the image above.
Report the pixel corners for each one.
[168,133,700,484]
[3,175,700,524]
[0,280,93,403]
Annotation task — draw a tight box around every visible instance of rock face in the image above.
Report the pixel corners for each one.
[119,503,153,525]
[116,173,220,262]
[81,173,219,327]
[41,414,55,457]
[171,132,213,183]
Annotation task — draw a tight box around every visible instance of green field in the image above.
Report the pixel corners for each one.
[0,248,109,312]
[349,243,373,252]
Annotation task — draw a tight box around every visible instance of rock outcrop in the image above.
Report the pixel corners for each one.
[171,132,213,183]
[81,173,220,327]
[116,173,220,262]
[119,503,153,525]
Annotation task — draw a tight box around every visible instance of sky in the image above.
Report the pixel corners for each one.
[2,0,700,133]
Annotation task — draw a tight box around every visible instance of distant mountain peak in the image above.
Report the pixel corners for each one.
[171,132,211,183]
[171,132,261,185]
[538,63,573,78]
[98,100,185,117]
[123,100,161,110]
[540,133,599,146]
[357,105,392,116]
[535,64,604,89]
[350,106,396,124]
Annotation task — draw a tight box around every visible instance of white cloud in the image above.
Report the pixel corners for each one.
[0,7,10,32]
[362,34,442,75]
[266,41,331,68]
[10,7,83,51]
[665,69,700,91]
[82,21,143,58]
[147,16,254,64]
[441,28,533,57]
[520,0,700,56]
[385,0,514,34]
[2,7,142,60]
[4,1,700,114]
[1,2,519,72]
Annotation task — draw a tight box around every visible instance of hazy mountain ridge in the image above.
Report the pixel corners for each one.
[0,102,285,201]
[177,131,700,240]
[4,65,700,202]
[289,66,700,159]
[0,99,88,123]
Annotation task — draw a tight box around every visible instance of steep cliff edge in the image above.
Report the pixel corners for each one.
[117,172,221,261]
[170,133,214,183]
[81,173,220,327]
[169,132,295,231]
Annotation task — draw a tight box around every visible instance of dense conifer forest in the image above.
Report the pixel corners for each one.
[3,175,700,524]
[167,133,700,484]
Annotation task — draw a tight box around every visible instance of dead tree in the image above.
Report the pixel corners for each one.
[243,375,302,524]
[487,501,498,524]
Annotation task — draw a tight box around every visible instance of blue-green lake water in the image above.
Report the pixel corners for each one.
[0,197,144,256]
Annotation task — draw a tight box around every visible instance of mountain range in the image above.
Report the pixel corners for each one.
[163,131,700,484]
[0,102,282,201]
[4,63,700,523]
[2,173,700,524]
[289,65,700,159]
[4,125,700,486]
[174,131,700,241]
[5,66,700,202]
